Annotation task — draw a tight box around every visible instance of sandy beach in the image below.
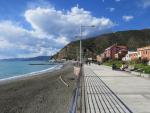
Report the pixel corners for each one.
[0,63,75,113]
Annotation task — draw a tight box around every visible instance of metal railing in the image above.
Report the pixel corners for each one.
[69,65,82,113]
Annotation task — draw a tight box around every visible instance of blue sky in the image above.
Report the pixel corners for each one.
[0,0,150,58]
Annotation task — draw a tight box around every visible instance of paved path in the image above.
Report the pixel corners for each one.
[82,64,150,113]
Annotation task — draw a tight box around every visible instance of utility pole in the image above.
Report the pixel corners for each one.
[79,25,95,65]
[80,25,82,64]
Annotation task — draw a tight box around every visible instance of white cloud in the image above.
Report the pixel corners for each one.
[140,0,150,8]
[107,8,115,12]
[0,6,115,58]
[0,21,59,58]
[122,15,134,22]
[24,6,115,38]
[55,36,69,45]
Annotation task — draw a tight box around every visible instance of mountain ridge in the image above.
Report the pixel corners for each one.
[0,56,50,61]
[53,29,150,60]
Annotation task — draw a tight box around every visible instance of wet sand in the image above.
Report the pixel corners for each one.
[0,63,75,113]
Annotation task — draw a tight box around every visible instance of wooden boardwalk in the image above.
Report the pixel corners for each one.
[81,65,133,113]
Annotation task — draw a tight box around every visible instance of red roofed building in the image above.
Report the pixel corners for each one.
[104,44,128,60]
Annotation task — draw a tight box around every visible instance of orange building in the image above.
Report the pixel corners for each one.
[137,46,150,60]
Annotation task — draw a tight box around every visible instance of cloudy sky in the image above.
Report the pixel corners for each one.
[0,0,150,59]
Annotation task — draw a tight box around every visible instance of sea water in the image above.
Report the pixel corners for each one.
[0,61,60,80]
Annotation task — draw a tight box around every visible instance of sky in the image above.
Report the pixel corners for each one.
[0,0,150,59]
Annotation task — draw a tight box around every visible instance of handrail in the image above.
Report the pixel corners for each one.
[69,65,82,113]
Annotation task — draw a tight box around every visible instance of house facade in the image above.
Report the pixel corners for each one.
[104,44,128,60]
[122,51,140,61]
[96,53,106,63]
[96,55,101,62]
[137,46,150,60]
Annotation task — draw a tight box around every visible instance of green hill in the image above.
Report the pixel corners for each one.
[53,29,150,60]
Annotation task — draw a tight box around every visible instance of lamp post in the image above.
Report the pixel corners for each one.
[79,25,95,65]
[80,25,82,64]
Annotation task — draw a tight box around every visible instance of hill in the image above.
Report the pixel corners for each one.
[53,29,150,60]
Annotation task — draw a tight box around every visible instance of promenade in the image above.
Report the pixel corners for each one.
[82,64,150,113]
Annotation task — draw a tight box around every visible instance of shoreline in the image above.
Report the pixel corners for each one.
[0,64,63,84]
[0,62,75,113]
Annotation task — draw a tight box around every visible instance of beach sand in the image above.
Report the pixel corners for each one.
[0,63,75,113]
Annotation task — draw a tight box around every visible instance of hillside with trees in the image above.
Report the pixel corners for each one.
[53,29,150,60]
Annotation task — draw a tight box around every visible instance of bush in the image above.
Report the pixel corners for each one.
[141,58,149,65]
[103,59,150,74]
[133,63,150,74]
[103,60,123,68]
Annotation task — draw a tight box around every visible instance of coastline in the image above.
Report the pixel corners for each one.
[0,62,75,113]
[0,64,63,84]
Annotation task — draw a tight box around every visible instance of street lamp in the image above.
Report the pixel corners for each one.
[79,25,95,64]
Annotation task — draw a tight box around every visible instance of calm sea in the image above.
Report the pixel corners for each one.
[0,61,60,80]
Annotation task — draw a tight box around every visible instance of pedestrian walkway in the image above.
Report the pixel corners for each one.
[82,64,133,113]
[90,64,150,113]
[82,64,150,113]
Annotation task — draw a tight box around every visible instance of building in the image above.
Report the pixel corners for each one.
[137,46,150,61]
[104,44,128,60]
[122,51,140,61]
[96,53,106,63]
[96,55,101,62]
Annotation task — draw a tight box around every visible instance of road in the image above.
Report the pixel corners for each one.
[82,64,150,113]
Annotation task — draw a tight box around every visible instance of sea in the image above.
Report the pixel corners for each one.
[0,61,61,81]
